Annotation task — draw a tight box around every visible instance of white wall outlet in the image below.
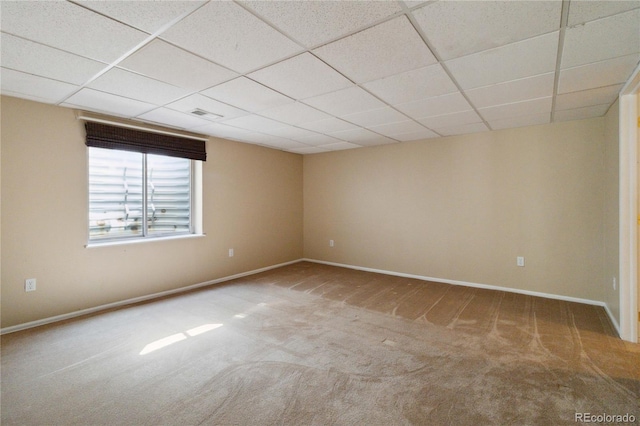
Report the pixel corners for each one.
[25,278,36,292]
[516,256,525,267]
[329,240,334,247]
[613,277,616,290]
[229,248,234,257]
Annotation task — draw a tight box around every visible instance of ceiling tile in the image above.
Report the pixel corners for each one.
[195,122,255,140]
[119,40,238,92]
[446,32,559,90]
[367,120,429,138]
[302,86,386,117]
[418,110,483,129]
[160,1,302,73]
[258,102,332,126]
[562,9,640,68]
[1,34,106,86]
[295,134,345,147]
[0,1,148,63]
[1,68,79,104]
[554,104,611,122]
[221,114,287,132]
[391,128,439,141]
[201,77,292,113]
[558,54,640,94]
[62,88,156,117]
[262,125,323,140]
[76,1,206,34]
[315,142,361,151]
[330,127,396,146]
[413,0,561,60]
[434,122,489,137]
[362,64,458,105]
[313,16,437,83]
[138,107,212,129]
[489,113,551,130]
[342,107,409,128]
[568,0,640,26]
[395,92,472,120]
[241,1,401,48]
[165,94,248,121]
[298,117,361,134]
[247,53,353,99]
[478,97,552,121]
[464,73,555,109]
[555,84,623,111]
[88,68,190,105]
[288,146,327,154]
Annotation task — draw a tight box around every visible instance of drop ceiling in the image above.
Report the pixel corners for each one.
[1,0,638,154]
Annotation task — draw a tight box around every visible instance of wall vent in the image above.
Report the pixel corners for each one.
[190,109,223,120]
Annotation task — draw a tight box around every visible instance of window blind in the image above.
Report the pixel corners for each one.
[85,122,206,161]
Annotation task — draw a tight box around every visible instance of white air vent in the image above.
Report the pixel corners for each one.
[190,108,223,120]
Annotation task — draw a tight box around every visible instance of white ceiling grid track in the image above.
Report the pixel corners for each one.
[1,0,639,154]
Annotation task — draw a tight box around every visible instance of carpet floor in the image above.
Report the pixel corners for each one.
[2,261,639,425]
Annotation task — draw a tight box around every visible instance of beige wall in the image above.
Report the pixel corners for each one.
[603,100,620,324]
[1,96,303,328]
[304,118,607,301]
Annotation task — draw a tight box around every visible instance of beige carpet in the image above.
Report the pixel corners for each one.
[2,261,639,425]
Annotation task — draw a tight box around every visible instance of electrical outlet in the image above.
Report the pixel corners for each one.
[25,278,36,292]
[329,240,334,247]
[228,248,234,257]
[516,257,525,267]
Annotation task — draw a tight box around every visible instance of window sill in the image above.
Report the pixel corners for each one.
[85,233,206,248]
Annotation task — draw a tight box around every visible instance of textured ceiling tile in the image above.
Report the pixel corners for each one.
[391,128,439,141]
[247,53,353,99]
[342,107,409,128]
[1,68,79,104]
[303,86,386,117]
[298,117,361,134]
[288,146,328,154]
[489,113,551,130]
[295,134,345,147]
[418,110,483,129]
[165,94,248,120]
[554,104,611,121]
[367,120,429,138]
[62,88,156,117]
[313,16,436,84]
[0,1,147,63]
[555,84,623,111]
[362,64,458,105]
[557,54,639,94]
[315,142,361,151]
[433,122,489,137]
[160,1,302,73]
[75,1,206,34]
[201,77,292,113]
[88,68,190,105]
[330,128,396,146]
[196,122,255,140]
[446,32,559,90]
[568,1,640,27]
[241,0,401,48]
[138,107,212,129]
[119,40,238,92]
[1,33,106,86]
[562,9,640,68]
[221,114,287,132]
[413,0,561,60]
[258,102,332,126]
[464,73,555,109]
[263,125,323,140]
[395,92,472,120]
[478,97,552,121]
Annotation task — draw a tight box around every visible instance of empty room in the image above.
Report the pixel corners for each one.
[1,0,639,424]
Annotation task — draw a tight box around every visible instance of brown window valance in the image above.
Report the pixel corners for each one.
[85,122,206,161]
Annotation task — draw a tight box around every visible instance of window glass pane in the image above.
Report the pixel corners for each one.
[147,154,191,235]
[89,148,143,240]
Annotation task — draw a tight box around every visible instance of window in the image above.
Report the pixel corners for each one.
[85,121,205,243]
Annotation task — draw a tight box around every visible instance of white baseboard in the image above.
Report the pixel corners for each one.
[0,259,303,335]
[303,258,621,337]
